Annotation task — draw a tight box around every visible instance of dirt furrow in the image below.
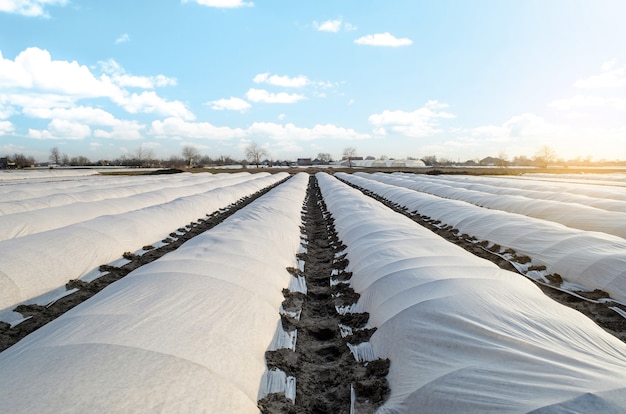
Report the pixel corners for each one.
[259,175,389,414]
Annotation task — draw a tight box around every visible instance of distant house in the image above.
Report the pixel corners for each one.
[0,157,15,169]
[480,156,506,167]
[297,158,312,166]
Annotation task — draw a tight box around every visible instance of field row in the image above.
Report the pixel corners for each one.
[0,172,625,412]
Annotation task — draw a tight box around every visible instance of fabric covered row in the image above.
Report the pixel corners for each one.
[0,172,287,317]
[0,168,99,182]
[318,173,626,413]
[0,173,308,413]
[0,173,259,240]
[393,172,626,212]
[358,172,626,239]
[0,172,243,215]
[339,172,626,304]
[436,173,626,202]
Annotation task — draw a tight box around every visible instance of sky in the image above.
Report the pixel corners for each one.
[1,0,626,163]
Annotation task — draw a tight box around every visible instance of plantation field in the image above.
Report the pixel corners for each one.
[0,169,625,413]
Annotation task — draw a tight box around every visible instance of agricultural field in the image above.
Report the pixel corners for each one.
[0,169,625,413]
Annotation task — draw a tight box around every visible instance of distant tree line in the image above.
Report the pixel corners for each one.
[2,143,625,170]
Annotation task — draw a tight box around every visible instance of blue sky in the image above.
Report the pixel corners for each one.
[1,0,626,163]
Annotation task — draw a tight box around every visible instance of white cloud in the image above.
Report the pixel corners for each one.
[354,32,413,47]
[206,97,251,111]
[0,121,14,135]
[99,59,177,89]
[0,102,15,119]
[115,91,195,120]
[0,0,68,17]
[253,73,309,88]
[314,19,341,33]
[93,121,145,140]
[115,33,130,44]
[151,117,245,140]
[247,122,369,141]
[8,48,120,98]
[313,18,357,33]
[574,60,626,88]
[549,95,607,111]
[245,88,305,104]
[369,101,454,137]
[23,105,119,126]
[0,50,32,88]
[28,119,91,140]
[461,113,626,160]
[150,117,368,142]
[182,0,253,8]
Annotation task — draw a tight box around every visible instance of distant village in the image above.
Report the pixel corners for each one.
[2,145,626,170]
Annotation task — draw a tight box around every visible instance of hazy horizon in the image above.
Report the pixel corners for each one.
[2,1,626,163]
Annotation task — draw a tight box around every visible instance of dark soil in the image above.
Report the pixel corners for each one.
[258,175,389,414]
[0,175,290,352]
[339,177,626,344]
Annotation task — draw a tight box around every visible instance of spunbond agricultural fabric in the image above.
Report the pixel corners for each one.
[0,172,250,216]
[0,172,257,240]
[357,172,626,239]
[0,172,286,316]
[317,173,626,413]
[0,173,309,413]
[339,173,626,304]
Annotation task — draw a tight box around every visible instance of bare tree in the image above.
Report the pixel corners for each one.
[135,145,156,167]
[317,153,332,164]
[422,155,437,166]
[497,150,508,168]
[534,145,556,168]
[182,145,200,168]
[49,147,61,165]
[245,142,268,168]
[342,147,357,168]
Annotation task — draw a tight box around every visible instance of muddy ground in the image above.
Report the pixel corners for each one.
[1,172,624,413]
[258,175,389,413]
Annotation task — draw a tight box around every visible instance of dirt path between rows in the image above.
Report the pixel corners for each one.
[259,175,389,413]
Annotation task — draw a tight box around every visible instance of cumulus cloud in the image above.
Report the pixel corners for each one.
[151,117,245,140]
[0,121,14,135]
[28,119,91,140]
[0,48,118,97]
[150,117,369,142]
[0,0,68,17]
[0,47,197,145]
[206,97,251,111]
[245,88,305,104]
[181,0,253,8]
[22,105,119,126]
[93,121,146,140]
[369,101,454,136]
[247,122,369,141]
[115,91,195,120]
[575,60,626,89]
[99,59,177,89]
[115,33,130,44]
[354,32,412,47]
[253,73,309,88]
[313,18,356,33]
